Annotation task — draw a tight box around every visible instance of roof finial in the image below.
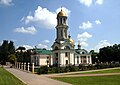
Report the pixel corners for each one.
[61,6,62,11]
[68,31,71,38]
[78,40,81,50]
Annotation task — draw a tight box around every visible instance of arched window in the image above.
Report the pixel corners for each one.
[64,46,70,50]
[54,46,58,50]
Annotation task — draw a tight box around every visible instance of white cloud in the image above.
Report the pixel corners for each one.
[78,0,104,7]
[14,26,37,35]
[0,0,13,6]
[22,45,33,50]
[24,6,56,29]
[81,41,88,47]
[23,6,70,29]
[77,32,92,47]
[95,0,104,5]
[79,21,93,29]
[77,32,92,41]
[95,20,101,24]
[42,40,50,43]
[94,40,112,52]
[37,43,48,49]
[78,0,93,7]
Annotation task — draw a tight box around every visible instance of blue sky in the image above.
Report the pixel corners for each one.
[0,0,120,52]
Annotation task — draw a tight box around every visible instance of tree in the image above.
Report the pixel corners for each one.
[0,40,9,64]
[99,44,120,63]
[0,40,16,65]
[8,41,15,54]
[8,54,17,64]
[90,50,99,64]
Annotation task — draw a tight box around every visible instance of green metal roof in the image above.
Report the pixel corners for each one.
[35,49,52,55]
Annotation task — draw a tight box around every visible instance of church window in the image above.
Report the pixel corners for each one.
[56,53,58,57]
[66,60,68,64]
[64,46,70,49]
[60,18,62,24]
[61,30,63,37]
[82,52,85,54]
[55,46,58,50]
[65,52,68,57]
[64,18,66,24]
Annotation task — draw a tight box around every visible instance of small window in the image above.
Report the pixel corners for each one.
[66,60,68,64]
[65,52,68,57]
[82,52,85,54]
[55,46,58,50]
[56,53,58,57]
[64,46,70,49]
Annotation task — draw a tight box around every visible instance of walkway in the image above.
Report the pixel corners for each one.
[42,67,120,77]
[5,67,71,85]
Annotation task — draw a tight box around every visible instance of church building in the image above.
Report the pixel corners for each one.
[31,9,92,66]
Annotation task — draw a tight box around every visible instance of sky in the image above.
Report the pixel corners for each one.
[0,0,120,52]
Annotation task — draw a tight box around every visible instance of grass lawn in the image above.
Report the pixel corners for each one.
[0,67,26,85]
[67,68,120,75]
[53,75,120,85]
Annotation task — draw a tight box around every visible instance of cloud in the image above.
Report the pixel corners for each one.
[22,45,33,50]
[79,21,93,29]
[95,0,104,5]
[0,0,13,6]
[42,40,50,43]
[94,40,112,52]
[37,43,48,49]
[78,0,93,7]
[80,41,88,47]
[77,32,92,47]
[78,0,104,7]
[14,26,37,35]
[77,32,92,41]
[95,20,101,24]
[23,6,70,29]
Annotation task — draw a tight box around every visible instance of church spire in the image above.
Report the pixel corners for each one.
[78,40,81,50]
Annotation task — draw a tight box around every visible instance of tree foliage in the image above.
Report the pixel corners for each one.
[0,40,15,64]
[99,44,120,63]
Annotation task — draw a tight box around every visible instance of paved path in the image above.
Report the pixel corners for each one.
[5,67,71,85]
[48,73,120,77]
[42,67,120,77]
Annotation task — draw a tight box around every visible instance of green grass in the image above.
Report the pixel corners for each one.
[0,67,26,85]
[67,68,120,75]
[53,75,120,85]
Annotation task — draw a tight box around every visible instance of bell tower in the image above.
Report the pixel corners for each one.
[56,9,68,41]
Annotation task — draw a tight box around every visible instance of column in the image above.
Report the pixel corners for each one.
[79,56,81,64]
[32,63,34,73]
[24,63,26,70]
[86,56,89,64]
[19,62,21,69]
[90,56,92,64]
[21,63,23,70]
[27,63,30,72]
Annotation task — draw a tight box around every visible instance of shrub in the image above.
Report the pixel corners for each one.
[37,66,48,74]
[64,66,70,72]
[69,65,79,72]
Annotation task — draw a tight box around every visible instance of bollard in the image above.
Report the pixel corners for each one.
[27,63,30,72]
[24,63,26,70]
[32,63,34,73]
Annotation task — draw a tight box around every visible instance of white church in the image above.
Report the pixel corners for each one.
[31,9,92,66]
